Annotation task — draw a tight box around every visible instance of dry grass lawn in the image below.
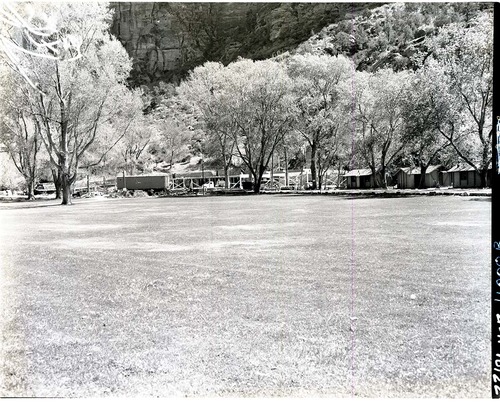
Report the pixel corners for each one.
[0,195,490,397]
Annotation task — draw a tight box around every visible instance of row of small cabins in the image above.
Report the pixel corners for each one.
[112,164,490,193]
[345,164,491,189]
[35,163,488,194]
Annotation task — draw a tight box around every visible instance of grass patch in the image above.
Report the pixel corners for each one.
[0,195,490,397]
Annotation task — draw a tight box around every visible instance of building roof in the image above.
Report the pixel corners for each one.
[446,164,482,173]
[174,171,216,178]
[446,162,492,173]
[446,165,475,173]
[116,173,169,177]
[343,169,373,177]
[399,165,443,175]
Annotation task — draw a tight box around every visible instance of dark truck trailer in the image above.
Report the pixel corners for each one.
[34,182,56,194]
[116,175,170,191]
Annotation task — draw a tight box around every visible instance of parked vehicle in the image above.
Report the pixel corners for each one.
[116,175,170,193]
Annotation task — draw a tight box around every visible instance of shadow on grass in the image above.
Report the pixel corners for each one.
[0,197,75,210]
[466,197,492,202]
[0,203,66,210]
[342,194,418,200]
[277,192,419,200]
[277,192,491,200]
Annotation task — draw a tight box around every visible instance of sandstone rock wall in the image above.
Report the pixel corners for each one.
[110,3,183,84]
[109,2,378,86]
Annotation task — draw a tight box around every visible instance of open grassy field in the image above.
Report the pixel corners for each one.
[0,195,490,397]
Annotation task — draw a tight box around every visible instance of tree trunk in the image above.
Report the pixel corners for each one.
[270,152,274,189]
[52,168,62,199]
[370,165,377,189]
[224,165,230,189]
[253,168,264,193]
[57,64,72,206]
[419,164,428,189]
[61,173,73,205]
[253,174,261,193]
[370,151,378,188]
[26,179,35,200]
[284,147,289,187]
[380,166,387,189]
[379,149,388,188]
[310,142,318,190]
[480,168,487,188]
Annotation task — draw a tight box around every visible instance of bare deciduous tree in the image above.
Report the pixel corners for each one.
[1,3,135,205]
[0,1,82,93]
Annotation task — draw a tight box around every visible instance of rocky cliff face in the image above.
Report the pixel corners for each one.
[109,2,379,86]
[295,2,491,72]
[110,3,183,84]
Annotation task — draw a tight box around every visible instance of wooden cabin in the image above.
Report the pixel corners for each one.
[396,165,445,189]
[443,165,491,188]
[343,169,380,189]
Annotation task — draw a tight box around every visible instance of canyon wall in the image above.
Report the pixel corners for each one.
[109,2,378,85]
